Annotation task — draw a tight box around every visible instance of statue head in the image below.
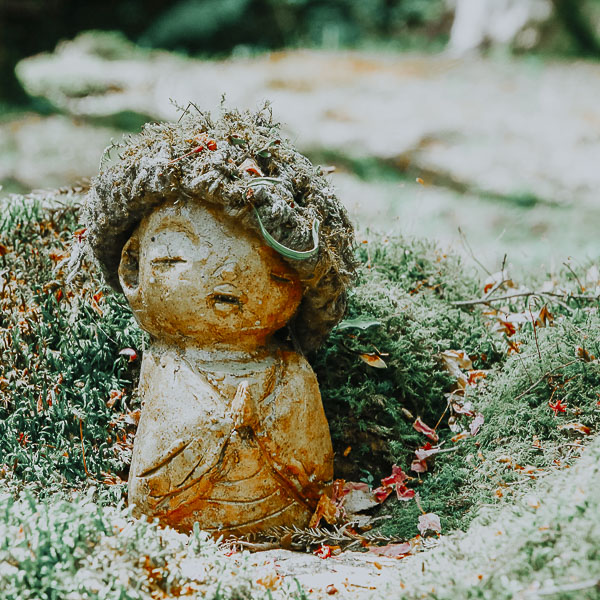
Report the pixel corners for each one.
[83,106,356,351]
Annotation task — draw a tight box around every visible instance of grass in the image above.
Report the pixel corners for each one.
[0,486,313,599]
[0,195,143,492]
[394,435,600,599]
[0,189,599,597]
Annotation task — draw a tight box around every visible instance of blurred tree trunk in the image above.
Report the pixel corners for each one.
[0,3,33,103]
[0,0,170,105]
[551,0,600,56]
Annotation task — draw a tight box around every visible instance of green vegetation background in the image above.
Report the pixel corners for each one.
[1,190,599,598]
[3,0,600,106]
[2,1,600,596]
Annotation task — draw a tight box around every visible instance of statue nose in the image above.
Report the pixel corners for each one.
[213,261,239,281]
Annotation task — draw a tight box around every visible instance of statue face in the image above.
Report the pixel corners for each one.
[118,200,303,349]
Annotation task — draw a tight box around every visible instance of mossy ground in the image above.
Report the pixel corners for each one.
[0,191,599,598]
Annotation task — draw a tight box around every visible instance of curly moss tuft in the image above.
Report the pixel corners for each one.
[83,105,356,351]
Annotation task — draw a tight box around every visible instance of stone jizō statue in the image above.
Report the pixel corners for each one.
[83,107,355,535]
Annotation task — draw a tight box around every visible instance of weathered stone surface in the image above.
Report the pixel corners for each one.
[120,200,335,535]
[78,107,356,533]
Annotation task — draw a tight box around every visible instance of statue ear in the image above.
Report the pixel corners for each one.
[118,232,141,306]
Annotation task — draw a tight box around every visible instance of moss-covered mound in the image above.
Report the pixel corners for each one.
[315,236,600,539]
[0,193,143,491]
[1,189,600,597]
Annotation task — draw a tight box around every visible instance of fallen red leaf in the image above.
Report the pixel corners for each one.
[410,459,427,473]
[467,370,488,386]
[106,389,124,409]
[483,270,514,294]
[119,348,138,362]
[375,465,415,502]
[73,227,87,242]
[451,400,475,417]
[417,513,441,535]
[396,486,415,501]
[549,398,567,415]
[536,305,553,327]
[343,481,371,493]
[125,409,141,426]
[309,494,338,528]
[440,349,473,378]
[373,486,392,503]
[359,353,387,369]
[411,443,441,473]
[314,545,332,559]
[558,422,591,435]
[381,464,408,488]
[239,158,264,177]
[576,346,594,362]
[415,444,440,461]
[507,339,522,355]
[413,417,439,443]
[494,319,517,337]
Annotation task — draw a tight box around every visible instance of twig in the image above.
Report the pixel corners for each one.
[79,418,91,478]
[483,279,510,300]
[222,540,280,552]
[452,290,600,307]
[528,296,542,363]
[563,260,585,293]
[433,403,449,431]
[414,492,426,515]
[504,475,543,486]
[527,578,600,598]
[543,294,573,313]
[458,227,492,276]
[434,447,459,455]
[514,360,578,402]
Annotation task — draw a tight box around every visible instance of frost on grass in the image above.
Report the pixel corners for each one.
[393,436,600,600]
[0,486,310,600]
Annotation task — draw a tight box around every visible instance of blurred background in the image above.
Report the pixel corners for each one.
[2,0,600,274]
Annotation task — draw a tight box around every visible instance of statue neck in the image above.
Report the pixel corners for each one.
[151,339,277,366]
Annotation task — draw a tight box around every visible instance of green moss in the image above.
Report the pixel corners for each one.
[2,191,600,590]
[394,437,600,600]
[379,300,600,540]
[0,194,143,491]
[0,485,302,599]
[314,234,499,479]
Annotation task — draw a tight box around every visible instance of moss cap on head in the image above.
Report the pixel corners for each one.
[84,105,356,352]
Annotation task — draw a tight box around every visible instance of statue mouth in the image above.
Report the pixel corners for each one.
[209,284,242,310]
[211,293,241,306]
